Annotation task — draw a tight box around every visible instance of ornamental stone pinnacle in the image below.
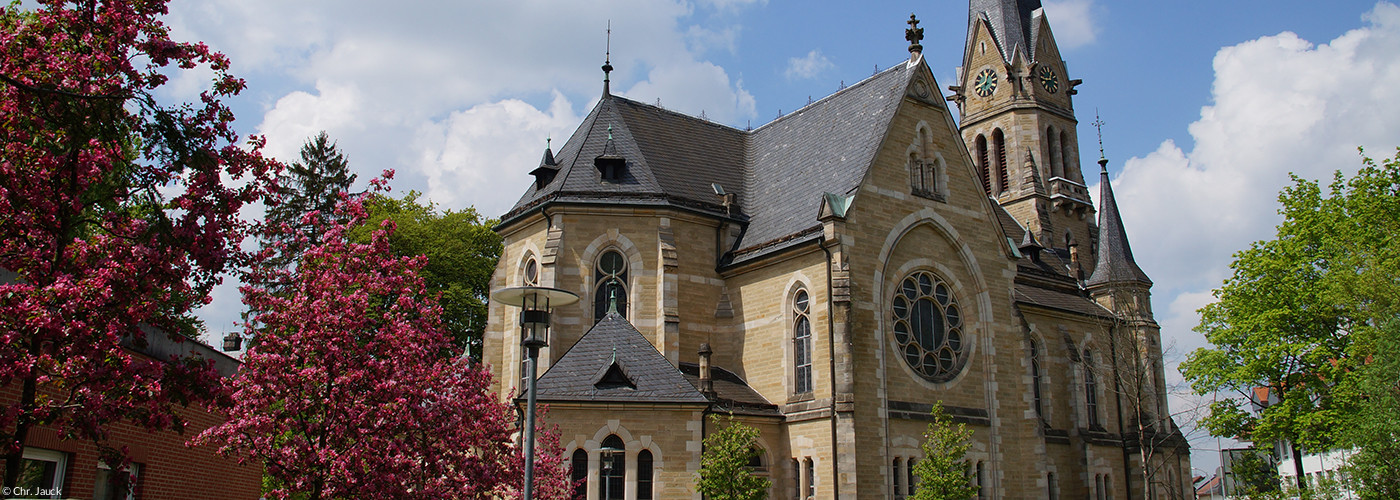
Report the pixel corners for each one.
[906,14,924,55]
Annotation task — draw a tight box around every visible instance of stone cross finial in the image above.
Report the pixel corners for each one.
[906,14,924,55]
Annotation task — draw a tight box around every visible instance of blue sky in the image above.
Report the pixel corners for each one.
[163,0,1400,477]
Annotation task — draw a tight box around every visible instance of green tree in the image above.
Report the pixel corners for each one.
[264,131,357,271]
[1182,148,1400,497]
[697,414,771,500]
[910,402,978,500]
[1230,447,1282,499]
[350,192,501,355]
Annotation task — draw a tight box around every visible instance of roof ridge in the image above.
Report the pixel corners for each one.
[751,61,910,133]
[610,93,748,134]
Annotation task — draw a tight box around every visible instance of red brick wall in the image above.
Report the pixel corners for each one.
[1,373,262,499]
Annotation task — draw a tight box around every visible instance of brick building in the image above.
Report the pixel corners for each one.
[1,322,261,500]
[484,1,1189,498]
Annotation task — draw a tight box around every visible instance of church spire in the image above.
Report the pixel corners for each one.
[602,21,614,96]
[967,0,1043,61]
[1086,135,1151,287]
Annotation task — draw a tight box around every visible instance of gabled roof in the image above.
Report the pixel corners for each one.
[530,312,708,404]
[967,0,1044,63]
[1086,159,1152,286]
[500,60,919,265]
[738,62,914,259]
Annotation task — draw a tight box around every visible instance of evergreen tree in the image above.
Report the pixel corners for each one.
[697,414,771,500]
[911,402,979,500]
[264,131,356,271]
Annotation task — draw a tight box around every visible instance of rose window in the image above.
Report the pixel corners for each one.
[891,271,967,382]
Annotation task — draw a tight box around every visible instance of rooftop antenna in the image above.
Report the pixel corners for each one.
[602,21,613,95]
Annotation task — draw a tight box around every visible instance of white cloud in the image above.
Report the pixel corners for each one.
[784,49,835,80]
[623,62,757,124]
[413,92,581,212]
[1102,1,1400,384]
[257,80,364,164]
[1042,0,1097,49]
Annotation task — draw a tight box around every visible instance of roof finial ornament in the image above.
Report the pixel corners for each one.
[1092,109,1109,172]
[606,279,620,314]
[607,125,613,141]
[602,20,614,96]
[906,14,924,56]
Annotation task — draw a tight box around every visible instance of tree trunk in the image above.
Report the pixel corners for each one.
[1292,441,1308,493]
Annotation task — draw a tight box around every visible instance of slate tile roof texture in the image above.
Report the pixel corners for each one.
[500,61,917,266]
[968,0,1044,62]
[529,311,709,404]
[1086,160,1153,286]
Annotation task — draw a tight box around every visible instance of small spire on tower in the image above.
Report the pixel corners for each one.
[1092,109,1108,171]
[602,21,614,95]
[906,14,924,57]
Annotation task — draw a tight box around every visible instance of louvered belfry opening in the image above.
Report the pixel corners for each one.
[976,134,990,194]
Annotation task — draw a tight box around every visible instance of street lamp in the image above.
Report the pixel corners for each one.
[492,286,578,500]
[599,444,622,500]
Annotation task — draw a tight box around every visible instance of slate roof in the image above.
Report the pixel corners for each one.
[1086,160,1153,286]
[967,0,1044,62]
[678,363,782,417]
[500,61,917,266]
[530,311,709,404]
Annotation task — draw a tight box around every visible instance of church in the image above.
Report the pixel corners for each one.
[482,1,1190,498]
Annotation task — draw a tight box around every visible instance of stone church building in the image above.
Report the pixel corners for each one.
[483,1,1190,498]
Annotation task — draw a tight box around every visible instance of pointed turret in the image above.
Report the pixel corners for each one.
[1020,148,1045,196]
[967,0,1043,61]
[529,138,559,189]
[1086,156,1151,286]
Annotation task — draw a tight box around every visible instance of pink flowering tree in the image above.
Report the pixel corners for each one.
[200,181,570,499]
[0,0,275,487]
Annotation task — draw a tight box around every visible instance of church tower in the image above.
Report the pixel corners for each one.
[950,0,1096,260]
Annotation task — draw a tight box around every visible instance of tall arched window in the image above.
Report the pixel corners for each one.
[805,458,816,499]
[594,250,628,323]
[1048,472,1058,500]
[992,129,1008,195]
[1047,125,1064,179]
[637,449,654,500]
[1060,130,1074,182]
[893,458,904,498]
[571,449,588,499]
[791,459,801,500]
[976,461,986,499]
[909,152,925,194]
[1096,474,1106,500]
[907,459,916,496]
[1030,337,1044,419]
[793,288,813,394]
[1084,349,1100,427]
[600,435,625,500]
[975,135,990,194]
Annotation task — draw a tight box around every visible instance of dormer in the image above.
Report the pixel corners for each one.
[529,140,559,189]
[595,126,627,182]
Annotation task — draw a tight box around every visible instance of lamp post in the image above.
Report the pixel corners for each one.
[492,286,579,500]
[599,444,621,500]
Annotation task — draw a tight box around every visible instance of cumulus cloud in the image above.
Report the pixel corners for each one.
[784,49,835,80]
[1042,0,1097,49]
[623,62,757,124]
[1100,2,1400,373]
[413,92,581,212]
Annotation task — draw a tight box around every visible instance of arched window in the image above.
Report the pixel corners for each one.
[1105,474,1114,500]
[805,458,816,499]
[907,459,916,496]
[637,450,654,500]
[600,435,625,499]
[893,458,903,498]
[791,458,801,500]
[1048,472,1058,500]
[1097,474,1107,500]
[1030,337,1044,419]
[594,250,628,323]
[909,152,925,194]
[975,135,990,194]
[571,449,588,499]
[1084,349,1100,427]
[1060,130,1074,182]
[992,129,1008,195]
[793,288,813,394]
[976,461,986,499]
[523,256,539,286]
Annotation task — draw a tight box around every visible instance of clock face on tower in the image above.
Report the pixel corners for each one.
[973,68,998,98]
[1037,66,1059,93]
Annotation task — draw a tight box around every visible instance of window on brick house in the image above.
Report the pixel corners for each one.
[893,458,903,499]
[94,462,141,500]
[805,458,816,499]
[637,450,654,500]
[17,447,66,499]
[793,288,813,395]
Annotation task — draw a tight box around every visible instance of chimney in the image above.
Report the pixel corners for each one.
[698,343,715,398]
